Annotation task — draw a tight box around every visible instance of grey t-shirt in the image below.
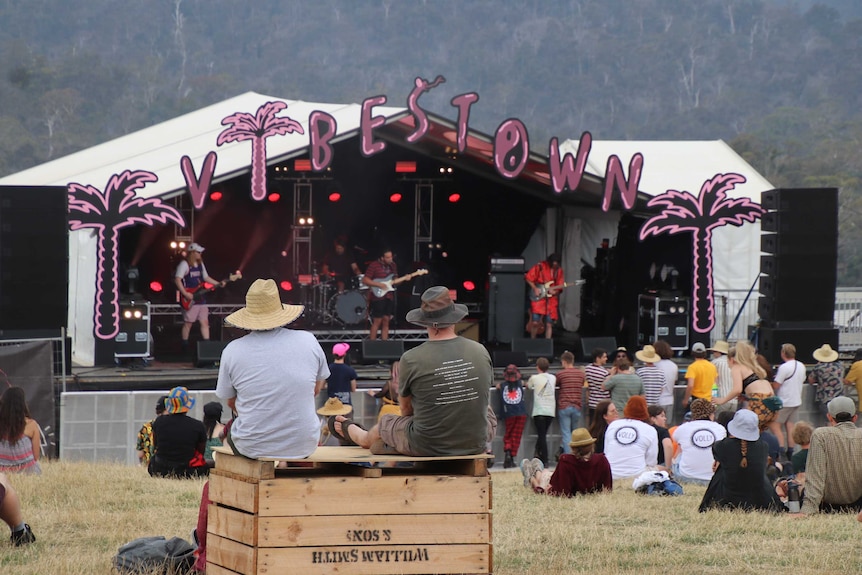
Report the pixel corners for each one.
[216,328,330,458]
[399,336,492,456]
[604,373,644,412]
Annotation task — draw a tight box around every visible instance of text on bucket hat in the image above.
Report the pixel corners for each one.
[332,342,350,357]
[813,343,839,363]
[188,242,205,253]
[635,345,660,363]
[690,398,715,420]
[569,428,597,448]
[623,396,650,422]
[405,286,468,327]
[225,279,304,331]
[727,409,760,441]
[708,340,729,354]
[317,397,353,416]
[166,386,195,414]
[828,396,856,418]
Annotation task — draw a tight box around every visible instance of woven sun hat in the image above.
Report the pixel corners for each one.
[569,428,596,448]
[813,343,839,363]
[165,386,195,414]
[405,286,468,328]
[316,397,353,416]
[708,340,729,354]
[727,409,759,441]
[635,345,660,363]
[225,279,304,331]
[188,242,205,253]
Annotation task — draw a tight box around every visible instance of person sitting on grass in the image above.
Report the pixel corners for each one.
[671,398,726,485]
[790,420,813,477]
[148,386,207,479]
[604,395,659,481]
[588,399,618,454]
[520,428,612,496]
[0,472,36,546]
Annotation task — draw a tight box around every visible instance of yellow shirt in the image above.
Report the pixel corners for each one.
[684,358,718,399]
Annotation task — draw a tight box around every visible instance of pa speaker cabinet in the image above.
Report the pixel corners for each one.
[757,326,839,365]
[196,340,229,367]
[511,338,554,360]
[493,350,528,368]
[487,272,526,344]
[114,301,151,358]
[362,339,404,361]
[580,337,618,362]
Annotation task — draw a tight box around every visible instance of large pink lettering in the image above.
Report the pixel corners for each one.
[180,152,218,209]
[548,132,592,193]
[360,95,388,157]
[493,119,529,179]
[310,111,337,171]
[406,76,445,143]
[601,153,644,211]
[450,92,479,153]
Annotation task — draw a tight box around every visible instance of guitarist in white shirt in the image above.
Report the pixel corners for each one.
[362,249,398,340]
[174,242,225,354]
[525,252,564,340]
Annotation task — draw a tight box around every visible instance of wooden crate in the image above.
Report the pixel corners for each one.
[207,446,493,575]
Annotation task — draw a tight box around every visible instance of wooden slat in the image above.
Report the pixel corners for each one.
[207,534,256,575]
[213,444,492,465]
[210,474,259,514]
[257,513,490,547]
[258,475,490,517]
[214,450,275,480]
[209,504,257,546]
[205,563,243,575]
[259,544,490,575]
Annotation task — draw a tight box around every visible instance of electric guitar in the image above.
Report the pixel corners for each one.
[181,272,242,310]
[529,279,585,302]
[369,269,429,298]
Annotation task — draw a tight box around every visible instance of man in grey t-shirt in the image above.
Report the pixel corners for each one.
[334,286,493,456]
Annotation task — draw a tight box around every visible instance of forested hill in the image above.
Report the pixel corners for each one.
[1,0,861,282]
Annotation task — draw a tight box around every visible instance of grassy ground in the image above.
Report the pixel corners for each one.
[3,461,861,574]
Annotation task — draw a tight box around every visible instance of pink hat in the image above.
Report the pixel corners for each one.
[333,342,350,357]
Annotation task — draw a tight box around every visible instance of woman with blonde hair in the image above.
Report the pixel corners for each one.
[715,341,779,430]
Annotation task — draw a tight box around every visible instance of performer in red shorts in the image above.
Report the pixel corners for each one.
[525,252,564,339]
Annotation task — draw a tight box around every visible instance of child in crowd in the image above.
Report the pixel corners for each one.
[497,364,527,468]
[526,358,556,466]
[326,343,357,406]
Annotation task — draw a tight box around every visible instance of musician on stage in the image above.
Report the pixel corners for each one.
[174,242,225,354]
[321,236,361,293]
[525,252,564,340]
[363,248,397,340]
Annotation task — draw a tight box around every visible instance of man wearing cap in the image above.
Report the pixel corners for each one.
[708,341,735,413]
[683,342,718,409]
[174,242,226,354]
[525,252,564,339]
[217,279,329,459]
[334,286,493,456]
[800,396,862,515]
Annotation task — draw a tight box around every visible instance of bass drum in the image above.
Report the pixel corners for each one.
[332,290,368,325]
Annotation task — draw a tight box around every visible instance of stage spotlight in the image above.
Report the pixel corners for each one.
[178,241,186,249]
[210,191,223,201]
[297,216,315,226]
[280,280,293,291]
[328,191,341,202]
[170,241,178,249]
[395,161,417,173]
[448,193,461,203]
[294,159,312,172]
[150,281,163,292]
[463,280,476,291]
[268,192,281,203]
[390,192,402,203]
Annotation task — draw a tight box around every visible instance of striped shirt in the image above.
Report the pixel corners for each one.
[711,355,733,400]
[636,365,666,406]
[801,422,862,514]
[555,367,586,409]
[585,363,610,409]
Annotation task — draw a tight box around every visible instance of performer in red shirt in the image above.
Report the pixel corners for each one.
[525,253,564,339]
[362,248,398,340]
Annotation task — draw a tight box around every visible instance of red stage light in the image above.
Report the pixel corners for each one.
[395,161,417,173]
[328,192,341,202]
[462,280,476,291]
[294,159,312,172]
[280,280,293,291]
[210,191,223,201]
[448,193,461,203]
[268,192,281,203]
[389,193,402,203]
[150,281,163,292]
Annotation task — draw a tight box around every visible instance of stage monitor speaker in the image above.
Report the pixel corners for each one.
[580,337,618,362]
[362,340,404,361]
[115,301,151,358]
[757,326,839,365]
[487,272,526,344]
[493,350,528,368]
[511,338,554,359]
[196,340,228,367]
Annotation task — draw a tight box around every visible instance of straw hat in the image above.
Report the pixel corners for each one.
[569,428,596,448]
[225,279,304,331]
[317,397,353,416]
[813,343,839,363]
[165,386,195,414]
[405,286,468,328]
[635,345,660,363]
[708,340,729,355]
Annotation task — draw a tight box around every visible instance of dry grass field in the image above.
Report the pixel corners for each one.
[3,460,861,574]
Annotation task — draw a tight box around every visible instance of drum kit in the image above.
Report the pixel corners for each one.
[302,272,369,327]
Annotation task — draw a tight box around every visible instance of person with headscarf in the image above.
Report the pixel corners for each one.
[603,396,659,480]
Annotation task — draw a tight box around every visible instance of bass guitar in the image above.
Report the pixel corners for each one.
[369,269,429,298]
[181,272,242,310]
[529,279,585,302]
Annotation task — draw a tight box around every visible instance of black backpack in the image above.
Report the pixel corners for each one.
[112,536,196,575]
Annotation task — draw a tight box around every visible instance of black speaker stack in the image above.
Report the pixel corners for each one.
[758,188,838,364]
[487,258,526,344]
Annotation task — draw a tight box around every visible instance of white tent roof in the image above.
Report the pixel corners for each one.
[0,91,407,197]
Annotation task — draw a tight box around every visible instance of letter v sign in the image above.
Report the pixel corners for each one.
[180,151,218,209]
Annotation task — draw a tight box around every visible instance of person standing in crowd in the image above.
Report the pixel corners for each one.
[588,400,618,454]
[0,387,41,475]
[604,396,659,480]
[524,252,564,339]
[771,343,805,461]
[202,402,225,467]
[321,236,361,294]
[709,340,735,413]
[527,357,557,466]
[699,409,784,513]
[217,279,329,459]
[808,344,844,420]
[602,355,643,412]
[653,340,678,423]
[800,397,862,515]
[521,429,613,496]
[363,248,398,341]
[174,242,226,354]
[149,386,207,478]
[842,347,862,412]
[497,364,527,468]
[683,342,718,409]
[635,345,665,407]
[325,342,358,406]
[136,395,168,466]
[555,351,585,455]
[721,341,779,430]
[0,473,36,546]
[585,348,611,425]
[671,399,727,485]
